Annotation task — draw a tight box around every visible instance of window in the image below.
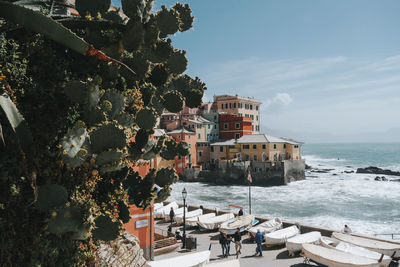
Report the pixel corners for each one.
[284,144,286,149]
[188,135,190,139]
[253,155,257,161]
[250,104,253,110]
[262,144,266,149]
[178,135,181,139]
[251,115,254,120]
[243,145,250,149]
[233,103,236,108]
[252,125,254,131]
[253,144,257,149]
[208,124,210,129]
[220,146,223,152]
[273,144,277,149]
[197,143,201,147]
[245,104,249,109]
[188,144,191,148]
[224,123,228,129]
[198,134,201,139]
[214,125,217,129]
[294,145,299,148]
[235,123,240,129]
[235,133,240,139]
[256,116,259,121]
[238,102,242,108]
[198,151,202,157]
[211,146,214,152]
[214,115,217,120]
[197,124,202,129]
[256,105,259,111]
[221,104,224,109]
[178,155,181,160]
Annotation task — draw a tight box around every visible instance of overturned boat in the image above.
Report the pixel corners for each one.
[154,202,178,219]
[265,225,300,246]
[186,213,216,227]
[198,213,235,230]
[219,214,256,235]
[248,218,282,238]
[286,231,321,256]
[175,209,203,225]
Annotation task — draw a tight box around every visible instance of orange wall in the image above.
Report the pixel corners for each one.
[170,132,197,174]
[124,205,154,248]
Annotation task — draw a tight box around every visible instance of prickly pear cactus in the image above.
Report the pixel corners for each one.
[0,1,207,265]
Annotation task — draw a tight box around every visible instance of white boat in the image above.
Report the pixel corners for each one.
[154,202,163,211]
[302,243,382,267]
[148,250,210,267]
[321,236,391,267]
[248,218,283,238]
[285,231,321,256]
[265,225,299,246]
[219,214,255,235]
[198,213,235,230]
[154,202,178,219]
[332,232,400,258]
[164,207,187,221]
[186,213,216,227]
[175,209,203,224]
[205,259,240,267]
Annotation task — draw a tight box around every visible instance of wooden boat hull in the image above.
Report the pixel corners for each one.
[285,231,321,256]
[265,225,299,246]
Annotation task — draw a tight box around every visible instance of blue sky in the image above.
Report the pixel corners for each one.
[113,0,400,136]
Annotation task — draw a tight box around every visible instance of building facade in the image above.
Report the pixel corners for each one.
[219,114,252,140]
[167,127,197,175]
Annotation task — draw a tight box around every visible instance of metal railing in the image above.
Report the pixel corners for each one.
[373,233,400,240]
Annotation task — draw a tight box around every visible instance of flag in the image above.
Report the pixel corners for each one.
[247,170,252,183]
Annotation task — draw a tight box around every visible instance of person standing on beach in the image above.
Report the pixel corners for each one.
[225,233,232,257]
[219,232,227,258]
[233,228,242,259]
[169,207,175,224]
[238,208,244,216]
[343,224,352,234]
[254,229,264,257]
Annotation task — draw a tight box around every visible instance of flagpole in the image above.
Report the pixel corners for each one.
[249,181,251,214]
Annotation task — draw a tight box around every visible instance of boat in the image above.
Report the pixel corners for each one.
[332,232,400,258]
[198,213,235,230]
[285,231,321,256]
[265,225,300,246]
[248,218,283,238]
[302,243,383,267]
[186,213,216,227]
[320,236,391,267]
[174,209,203,225]
[148,250,210,267]
[219,214,255,235]
[154,202,178,219]
[164,207,187,221]
[154,202,163,211]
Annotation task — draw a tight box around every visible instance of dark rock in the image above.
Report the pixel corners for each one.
[344,170,354,173]
[332,173,338,176]
[311,168,334,173]
[375,176,388,181]
[391,179,400,182]
[356,166,400,176]
[375,176,382,181]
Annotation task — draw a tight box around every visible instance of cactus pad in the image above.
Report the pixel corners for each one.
[122,52,150,81]
[149,64,169,86]
[37,184,68,212]
[154,185,171,203]
[162,90,184,113]
[135,107,157,130]
[71,223,91,240]
[61,127,88,158]
[96,151,124,166]
[177,141,190,156]
[160,138,178,160]
[184,89,203,108]
[121,0,146,20]
[167,50,188,74]
[152,39,173,62]
[139,83,156,106]
[171,74,191,93]
[92,215,120,242]
[83,107,106,127]
[102,91,125,119]
[144,22,159,46]
[90,124,127,153]
[118,201,131,223]
[155,167,178,187]
[156,6,180,38]
[115,113,135,127]
[88,85,101,108]
[173,3,194,32]
[64,81,87,104]
[134,129,150,149]
[76,0,111,17]
[48,206,82,234]
[123,19,144,52]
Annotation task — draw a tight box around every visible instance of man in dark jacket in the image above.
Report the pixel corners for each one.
[219,231,227,258]
[238,208,243,216]
[233,228,242,259]
[254,229,264,256]
[169,207,175,224]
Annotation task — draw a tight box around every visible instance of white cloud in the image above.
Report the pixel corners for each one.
[262,93,293,113]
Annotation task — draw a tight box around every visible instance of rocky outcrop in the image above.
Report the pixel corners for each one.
[356,166,400,176]
[374,176,388,181]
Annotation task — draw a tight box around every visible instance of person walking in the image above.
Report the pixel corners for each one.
[225,233,232,257]
[254,229,264,256]
[219,231,227,258]
[233,228,242,259]
[169,207,175,224]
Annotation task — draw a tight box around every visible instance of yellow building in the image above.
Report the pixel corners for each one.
[210,134,301,163]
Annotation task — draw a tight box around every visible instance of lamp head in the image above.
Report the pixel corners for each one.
[182,187,187,200]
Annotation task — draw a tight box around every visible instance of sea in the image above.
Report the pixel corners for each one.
[168,143,400,237]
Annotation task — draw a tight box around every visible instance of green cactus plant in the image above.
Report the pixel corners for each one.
[156,5,180,38]
[90,124,127,153]
[64,81,88,104]
[118,201,131,223]
[151,39,173,62]
[71,223,91,240]
[48,206,82,234]
[92,215,120,242]
[61,126,89,168]
[184,89,204,108]
[101,91,125,119]
[149,64,169,86]
[135,107,157,130]
[96,150,124,166]
[36,184,68,212]
[75,0,111,17]
[173,3,194,32]
[177,141,190,156]
[83,107,107,127]
[160,138,178,160]
[155,167,178,187]
[123,19,144,52]
[122,52,150,81]
[167,50,188,74]
[154,185,171,203]
[115,112,136,127]
[162,90,184,113]
[121,0,147,21]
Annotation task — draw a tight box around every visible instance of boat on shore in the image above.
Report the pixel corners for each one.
[320,236,391,267]
[198,213,235,230]
[332,232,400,259]
[265,225,300,246]
[285,231,321,256]
[174,209,203,225]
[186,213,216,227]
[148,250,210,267]
[248,218,282,238]
[219,214,255,235]
[302,243,384,267]
[164,207,187,221]
[154,202,178,219]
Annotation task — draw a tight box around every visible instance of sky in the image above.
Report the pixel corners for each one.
[113,0,400,137]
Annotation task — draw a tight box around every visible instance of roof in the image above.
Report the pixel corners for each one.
[210,139,236,146]
[154,129,167,137]
[236,134,301,145]
[187,116,211,124]
[167,127,195,135]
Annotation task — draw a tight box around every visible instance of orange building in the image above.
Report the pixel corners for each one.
[167,127,197,175]
[219,114,252,140]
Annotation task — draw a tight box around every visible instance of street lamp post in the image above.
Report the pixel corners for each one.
[182,187,187,249]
